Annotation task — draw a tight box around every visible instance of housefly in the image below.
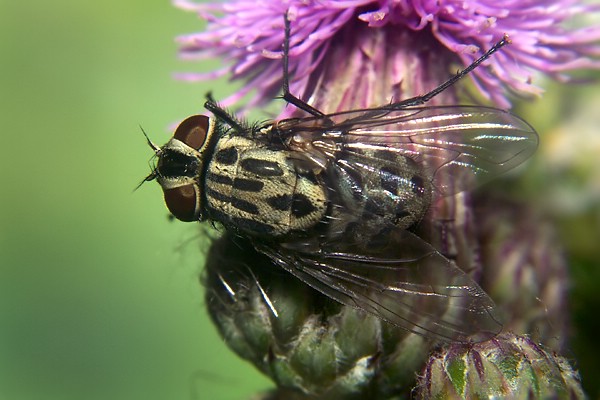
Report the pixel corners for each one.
[142,15,537,342]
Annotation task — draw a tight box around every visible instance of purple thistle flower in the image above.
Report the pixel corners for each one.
[174,0,600,113]
[165,1,598,397]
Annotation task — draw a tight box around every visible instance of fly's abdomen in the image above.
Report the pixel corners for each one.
[325,148,433,244]
[205,135,327,237]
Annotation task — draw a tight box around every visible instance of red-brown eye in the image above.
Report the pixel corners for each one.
[163,184,200,222]
[173,115,210,150]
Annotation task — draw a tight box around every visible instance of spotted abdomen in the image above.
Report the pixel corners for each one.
[205,135,327,237]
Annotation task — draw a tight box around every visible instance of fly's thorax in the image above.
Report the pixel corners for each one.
[204,135,327,237]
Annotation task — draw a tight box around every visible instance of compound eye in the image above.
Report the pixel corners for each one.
[173,115,210,150]
[163,184,200,222]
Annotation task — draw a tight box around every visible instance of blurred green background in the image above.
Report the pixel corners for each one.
[1,1,599,399]
[0,1,271,399]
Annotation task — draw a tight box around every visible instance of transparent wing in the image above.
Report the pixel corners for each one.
[278,106,538,195]
[256,226,503,343]
[256,105,523,341]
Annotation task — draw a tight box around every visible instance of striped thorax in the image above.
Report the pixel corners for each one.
[152,115,327,238]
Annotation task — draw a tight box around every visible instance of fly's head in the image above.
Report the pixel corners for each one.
[141,115,217,222]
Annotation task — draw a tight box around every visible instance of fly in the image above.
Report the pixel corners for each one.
[141,14,538,342]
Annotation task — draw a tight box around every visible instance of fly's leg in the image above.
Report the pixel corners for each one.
[281,12,508,115]
[280,12,327,118]
[385,36,510,110]
[204,92,247,132]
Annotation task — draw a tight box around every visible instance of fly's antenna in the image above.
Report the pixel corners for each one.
[134,171,158,192]
[140,124,161,153]
[135,125,160,192]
